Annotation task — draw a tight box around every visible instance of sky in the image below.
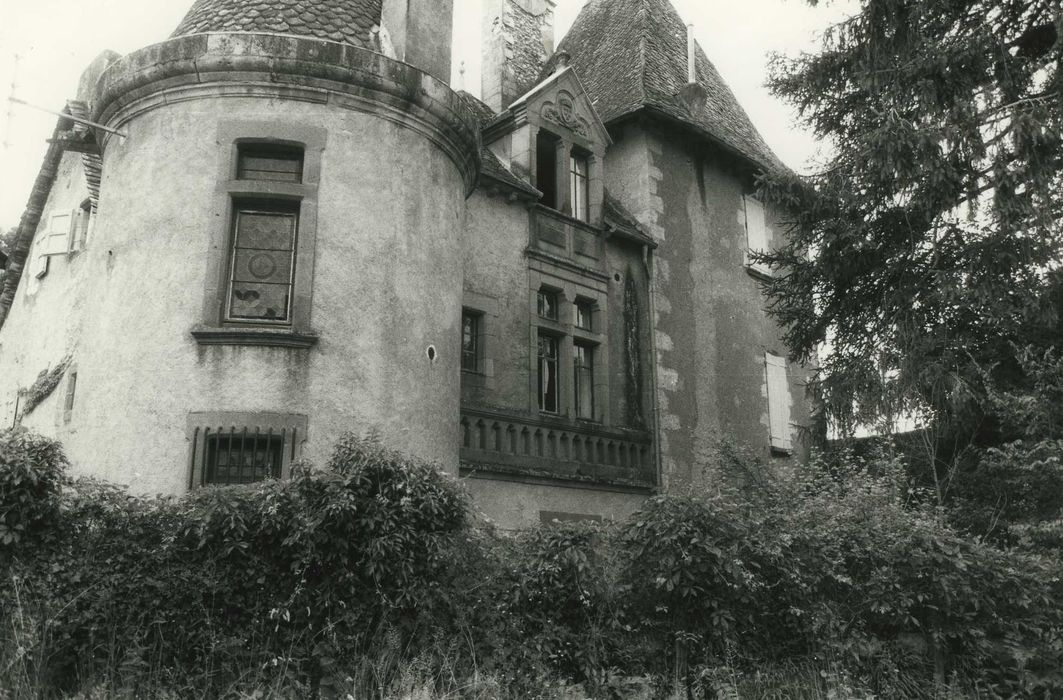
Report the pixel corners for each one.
[0,0,857,231]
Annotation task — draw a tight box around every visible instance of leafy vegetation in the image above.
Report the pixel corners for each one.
[2,430,1060,698]
[759,0,1063,547]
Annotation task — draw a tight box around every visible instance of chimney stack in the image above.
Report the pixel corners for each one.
[686,23,696,83]
[380,0,455,84]
[481,0,556,112]
[677,23,707,114]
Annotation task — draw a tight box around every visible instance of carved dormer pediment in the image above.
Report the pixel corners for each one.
[541,90,592,140]
[491,66,612,152]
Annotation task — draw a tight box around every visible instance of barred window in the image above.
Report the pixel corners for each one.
[187,413,307,488]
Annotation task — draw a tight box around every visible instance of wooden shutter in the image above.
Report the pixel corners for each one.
[765,352,792,451]
[744,196,771,275]
[42,213,73,256]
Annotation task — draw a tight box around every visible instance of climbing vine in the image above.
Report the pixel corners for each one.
[18,356,71,417]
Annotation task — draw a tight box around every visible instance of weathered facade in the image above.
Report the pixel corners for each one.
[0,0,810,527]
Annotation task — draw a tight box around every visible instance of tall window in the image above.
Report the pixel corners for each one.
[225,145,304,324]
[538,333,559,413]
[461,311,481,372]
[569,151,590,222]
[574,343,594,419]
[536,130,560,209]
[226,204,299,323]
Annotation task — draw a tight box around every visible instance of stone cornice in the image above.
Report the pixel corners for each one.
[91,32,482,195]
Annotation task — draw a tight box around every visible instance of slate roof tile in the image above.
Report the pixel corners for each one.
[456,91,541,199]
[172,0,383,49]
[65,101,103,210]
[552,0,785,172]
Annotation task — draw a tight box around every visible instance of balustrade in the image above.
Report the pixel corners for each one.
[459,407,654,486]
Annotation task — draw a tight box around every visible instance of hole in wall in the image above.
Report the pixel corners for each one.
[614,273,622,282]
[426,345,437,362]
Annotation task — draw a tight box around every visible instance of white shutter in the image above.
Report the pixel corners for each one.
[744,196,771,275]
[765,352,792,451]
[41,213,73,256]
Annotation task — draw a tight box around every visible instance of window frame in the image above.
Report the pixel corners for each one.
[195,123,326,348]
[573,341,596,420]
[537,287,560,321]
[537,331,561,414]
[569,149,590,223]
[574,298,594,331]
[461,309,483,373]
[223,200,301,326]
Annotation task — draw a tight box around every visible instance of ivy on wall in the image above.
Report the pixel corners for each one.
[19,356,71,417]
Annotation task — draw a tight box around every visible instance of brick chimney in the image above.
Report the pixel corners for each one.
[380,0,455,83]
[482,0,556,112]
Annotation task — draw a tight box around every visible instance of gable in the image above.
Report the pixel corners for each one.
[509,67,612,150]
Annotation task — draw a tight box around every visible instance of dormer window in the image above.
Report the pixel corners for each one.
[569,150,590,222]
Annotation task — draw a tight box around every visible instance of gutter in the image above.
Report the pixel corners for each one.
[0,118,67,330]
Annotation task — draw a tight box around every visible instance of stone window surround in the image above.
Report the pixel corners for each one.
[192,121,326,349]
[527,265,609,424]
[461,290,499,391]
[185,411,308,489]
[530,124,604,225]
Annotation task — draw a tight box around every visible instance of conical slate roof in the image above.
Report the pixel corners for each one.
[172,0,382,48]
[552,0,784,171]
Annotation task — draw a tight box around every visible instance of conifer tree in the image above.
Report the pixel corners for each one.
[760,0,1062,539]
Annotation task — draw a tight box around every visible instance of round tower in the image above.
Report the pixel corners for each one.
[54,0,479,491]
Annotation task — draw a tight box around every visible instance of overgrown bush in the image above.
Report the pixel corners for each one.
[0,429,68,553]
[1,427,1061,698]
[0,430,470,696]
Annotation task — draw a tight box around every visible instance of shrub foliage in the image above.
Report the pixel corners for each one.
[1,429,1060,697]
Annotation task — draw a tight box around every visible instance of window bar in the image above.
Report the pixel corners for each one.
[239,427,248,484]
[290,427,297,464]
[204,427,217,484]
[226,426,235,484]
[252,426,261,481]
[261,427,270,482]
[281,428,289,475]
[188,427,201,491]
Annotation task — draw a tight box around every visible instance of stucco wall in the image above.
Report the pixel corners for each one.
[0,152,93,458]
[0,95,467,494]
[606,122,812,490]
[461,191,533,412]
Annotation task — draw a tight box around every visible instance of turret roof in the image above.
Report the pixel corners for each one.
[172,0,382,48]
[551,0,784,172]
